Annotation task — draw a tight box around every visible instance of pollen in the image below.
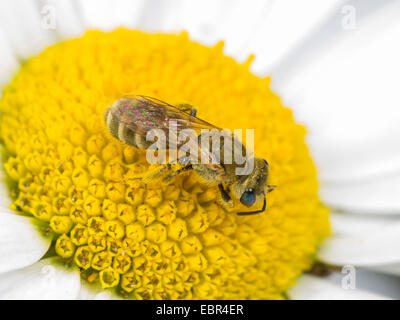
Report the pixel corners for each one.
[0,29,330,299]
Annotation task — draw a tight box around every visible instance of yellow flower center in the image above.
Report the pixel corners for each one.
[0,29,329,299]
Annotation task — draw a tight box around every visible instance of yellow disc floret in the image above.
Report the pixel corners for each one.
[0,29,330,299]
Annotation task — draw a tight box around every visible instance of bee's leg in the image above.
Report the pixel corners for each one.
[164,164,193,181]
[218,183,231,202]
[237,198,266,216]
[176,164,193,175]
[142,164,172,183]
[267,185,277,193]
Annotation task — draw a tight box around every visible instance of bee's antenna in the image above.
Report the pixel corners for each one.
[237,197,266,216]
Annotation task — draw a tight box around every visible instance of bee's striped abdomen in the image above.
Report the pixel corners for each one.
[104,107,119,139]
[105,95,205,151]
[104,104,150,149]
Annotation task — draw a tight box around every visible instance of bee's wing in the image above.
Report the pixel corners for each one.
[110,95,219,134]
[137,95,221,131]
[109,95,224,168]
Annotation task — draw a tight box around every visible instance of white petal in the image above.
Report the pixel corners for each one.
[330,211,400,237]
[321,171,400,214]
[0,0,57,59]
[0,29,19,88]
[78,0,147,31]
[269,1,400,187]
[329,268,400,298]
[318,222,400,266]
[43,0,85,39]
[173,0,235,46]
[288,274,389,300]
[174,0,342,62]
[0,257,80,299]
[369,264,400,277]
[210,0,275,60]
[133,0,182,32]
[248,0,344,70]
[78,283,119,300]
[0,209,52,274]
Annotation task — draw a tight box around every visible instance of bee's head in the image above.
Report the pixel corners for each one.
[232,158,269,207]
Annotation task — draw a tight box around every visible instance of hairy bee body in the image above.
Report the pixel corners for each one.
[104,95,274,215]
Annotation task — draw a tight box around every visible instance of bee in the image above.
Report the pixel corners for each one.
[104,95,276,215]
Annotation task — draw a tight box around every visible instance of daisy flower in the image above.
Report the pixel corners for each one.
[0,0,398,300]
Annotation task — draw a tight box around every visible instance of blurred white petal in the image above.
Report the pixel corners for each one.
[0,0,57,59]
[330,211,400,236]
[329,268,400,298]
[0,29,19,88]
[370,264,400,277]
[175,0,343,63]
[0,257,80,299]
[321,172,400,214]
[270,1,400,192]
[78,0,146,30]
[211,0,275,60]
[176,0,272,51]
[318,222,400,266]
[0,209,52,274]
[78,283,118,300]
[42,0,85,39]
[288,274,389,300]
[135,0,183,32]
[248,0,345,70]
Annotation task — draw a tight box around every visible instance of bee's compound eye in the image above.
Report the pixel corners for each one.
[240,189,255,207]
